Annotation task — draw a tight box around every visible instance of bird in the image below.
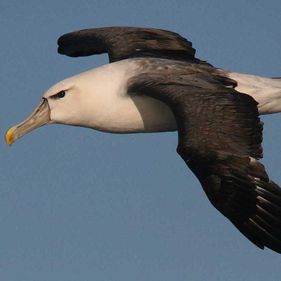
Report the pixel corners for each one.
[5,26,281,254]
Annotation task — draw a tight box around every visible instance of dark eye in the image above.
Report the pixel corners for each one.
[51,90,66,99]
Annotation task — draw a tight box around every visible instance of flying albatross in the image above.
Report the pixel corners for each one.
[5,27,281,254]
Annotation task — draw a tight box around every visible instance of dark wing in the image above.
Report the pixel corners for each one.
[128,63,281,253]
[57,27,199,63]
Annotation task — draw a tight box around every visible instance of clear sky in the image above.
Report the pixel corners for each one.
[1,1,281,280]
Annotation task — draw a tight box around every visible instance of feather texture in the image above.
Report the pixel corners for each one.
[57,27,198,62]
[128,59,281,253]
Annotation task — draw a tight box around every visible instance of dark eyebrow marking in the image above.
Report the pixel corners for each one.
[50,90,66,99]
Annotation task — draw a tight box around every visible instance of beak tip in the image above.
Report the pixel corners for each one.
[5,128,15,145]
[5,98,50,146]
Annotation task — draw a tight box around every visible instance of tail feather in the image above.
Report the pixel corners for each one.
[228,72,281,115]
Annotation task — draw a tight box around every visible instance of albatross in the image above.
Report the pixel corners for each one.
[5,27,281,253]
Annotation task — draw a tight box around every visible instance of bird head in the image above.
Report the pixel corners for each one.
[5,70,102,145]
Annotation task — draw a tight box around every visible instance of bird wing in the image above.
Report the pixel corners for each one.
[128,63,281,253]
[57,27,199,63]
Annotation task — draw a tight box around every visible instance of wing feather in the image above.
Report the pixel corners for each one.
[57,27,197,62]
[128,61,281,253]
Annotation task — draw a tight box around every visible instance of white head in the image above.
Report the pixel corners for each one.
[43,69,109,127]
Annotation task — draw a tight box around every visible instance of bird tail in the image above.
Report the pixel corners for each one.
[227,72,281,115]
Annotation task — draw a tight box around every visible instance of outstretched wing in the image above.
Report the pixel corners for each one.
[57,27,198,62]
[128,62,281,253]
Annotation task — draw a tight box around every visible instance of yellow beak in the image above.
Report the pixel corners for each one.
[5,98,51,145]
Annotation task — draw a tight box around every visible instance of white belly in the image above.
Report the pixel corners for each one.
[97,94,177,133]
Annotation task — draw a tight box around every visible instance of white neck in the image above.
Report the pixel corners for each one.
[58,60,177,133]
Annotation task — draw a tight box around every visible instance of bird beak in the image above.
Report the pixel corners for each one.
[5,98,51,145]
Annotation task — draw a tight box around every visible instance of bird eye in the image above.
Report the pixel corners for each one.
[51,90,66,99]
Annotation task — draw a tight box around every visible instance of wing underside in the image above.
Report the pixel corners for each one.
[128,61,281,253]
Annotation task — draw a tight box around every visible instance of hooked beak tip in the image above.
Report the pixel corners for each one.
[5,128,16,145]
[4,98,51,146]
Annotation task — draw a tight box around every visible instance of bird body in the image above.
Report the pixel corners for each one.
[6,27,281,254]
[44,57,281,133]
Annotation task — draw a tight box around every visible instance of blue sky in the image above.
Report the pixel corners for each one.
[1,1,281,280]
